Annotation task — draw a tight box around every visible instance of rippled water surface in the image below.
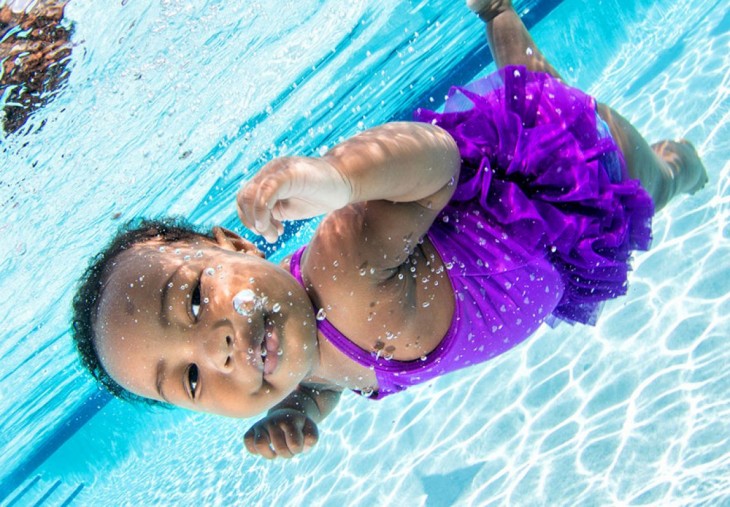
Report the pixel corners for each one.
[1,0,728,505]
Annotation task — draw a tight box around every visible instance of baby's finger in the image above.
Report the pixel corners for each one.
[268,424,295,459]
[243,427,257,455]
[301,418,319,452]
[236,182,258,231]
[252,428,277,460]
[281,423,305,455]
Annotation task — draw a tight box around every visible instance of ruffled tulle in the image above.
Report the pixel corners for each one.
[414,66,655,325]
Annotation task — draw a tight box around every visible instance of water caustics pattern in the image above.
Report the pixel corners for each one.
[0,0,728,505]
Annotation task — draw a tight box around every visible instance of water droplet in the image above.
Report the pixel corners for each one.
[233,289,257,316]
[316,308,327,321]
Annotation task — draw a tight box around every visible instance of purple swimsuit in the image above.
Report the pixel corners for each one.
[291,66,654,399]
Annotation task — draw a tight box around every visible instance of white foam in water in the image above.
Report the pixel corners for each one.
[1,0,728,505]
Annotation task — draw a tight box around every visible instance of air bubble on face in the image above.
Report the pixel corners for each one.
[272,302,281,313]
[183,255,191,261]
[205,267,215,276]
[159,246,166,253]
[316,308,327,321]
[232,289,256,316]
[174,249,181,255]
[195,250,204,258]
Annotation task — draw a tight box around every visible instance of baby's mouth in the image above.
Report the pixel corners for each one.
[260,317,280,376]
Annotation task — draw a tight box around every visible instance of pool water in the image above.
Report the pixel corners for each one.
[1,0,728,505]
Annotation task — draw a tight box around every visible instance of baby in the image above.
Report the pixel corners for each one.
[72,0,707,459]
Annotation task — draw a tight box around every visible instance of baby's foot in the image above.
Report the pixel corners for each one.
[652,139,708,195]
[466,0,514,22]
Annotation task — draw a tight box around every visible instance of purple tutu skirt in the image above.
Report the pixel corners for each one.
[414,66,655,325]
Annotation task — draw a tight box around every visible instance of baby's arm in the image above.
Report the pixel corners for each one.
[243,383,342,459]
[237,122,460,244]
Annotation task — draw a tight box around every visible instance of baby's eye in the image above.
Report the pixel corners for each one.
[191,282,202,319]
[188,364,199,399]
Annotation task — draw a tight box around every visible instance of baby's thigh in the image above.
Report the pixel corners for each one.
[596,103,671,208]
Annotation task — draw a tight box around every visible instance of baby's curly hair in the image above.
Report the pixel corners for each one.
[71,217,213,406]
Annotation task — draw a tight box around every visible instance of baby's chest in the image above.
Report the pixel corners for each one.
[322,254,456,362]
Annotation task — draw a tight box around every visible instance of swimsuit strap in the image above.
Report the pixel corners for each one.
[289,246,460,376]
[289,247,381,371]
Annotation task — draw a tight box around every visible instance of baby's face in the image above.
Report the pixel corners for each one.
[94,237,318,418]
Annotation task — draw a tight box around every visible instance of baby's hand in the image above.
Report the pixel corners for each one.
[243,408,319,459]
[237,156,352,243]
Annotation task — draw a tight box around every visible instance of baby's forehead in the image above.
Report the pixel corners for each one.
[109,239,213,280]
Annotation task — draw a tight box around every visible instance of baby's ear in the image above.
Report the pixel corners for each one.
[212,227,265,258]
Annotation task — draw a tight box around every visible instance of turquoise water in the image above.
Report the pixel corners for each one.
[1,0,728,505]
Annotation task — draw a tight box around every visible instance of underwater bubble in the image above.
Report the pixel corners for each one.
[422,302,430,308]
[159,246,166,253]
[195,250,203,258]
[248,348,254,354]
[398,273,404,280]
[272,302,281,313]
[420,355,427,361]
[360,268,367,276]
[180,284,188,290]
[174,249,181,255]
[183,255,191,261]
[233,289,257,316]
[261,348,267,357]
[205,267,215,276]
[277,349,283,356]
[203,298,209,304]
[316,308,327,321]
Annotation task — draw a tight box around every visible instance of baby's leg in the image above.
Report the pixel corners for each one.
[596,104,708,211]
[468,0,562,79]
[467,1,708,211]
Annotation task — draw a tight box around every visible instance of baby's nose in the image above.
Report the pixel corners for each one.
[202,331,234,372]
